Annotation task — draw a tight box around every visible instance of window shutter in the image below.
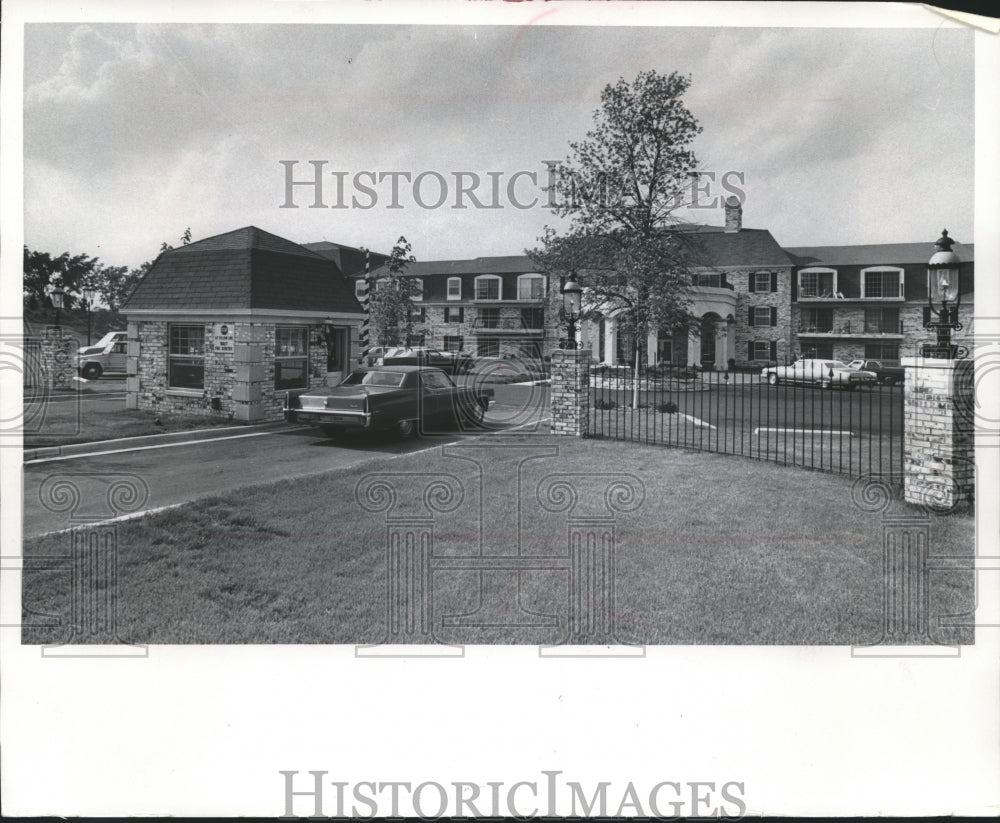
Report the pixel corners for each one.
[770,341,777,362]
[748,310,755,327]
[747,274,755,293]
[770,271,778,293]
[770,307,777,327]
[922,306,931,327]
[748,342,756,361]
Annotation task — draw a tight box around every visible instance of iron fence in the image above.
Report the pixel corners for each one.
[588,365,904,480]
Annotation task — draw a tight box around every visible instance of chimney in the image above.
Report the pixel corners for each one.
[724,196,742,233]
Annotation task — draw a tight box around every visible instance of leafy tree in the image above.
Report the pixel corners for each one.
[365,236,420,347]
[92,263,142,312]
[528,70,702,404]
[23,246,100,309]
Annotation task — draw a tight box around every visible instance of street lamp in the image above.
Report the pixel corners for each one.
[50,284,66,329]
[83,286,97,345]
[561,270,582,349]
[924,229,962,358]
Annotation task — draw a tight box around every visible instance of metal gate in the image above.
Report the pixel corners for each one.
[589,366,904,479]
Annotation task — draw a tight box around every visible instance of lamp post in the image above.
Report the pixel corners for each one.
[50,285,66,330]
[561,270,582,349]
[924,229,962,359]
[83,286,97,345]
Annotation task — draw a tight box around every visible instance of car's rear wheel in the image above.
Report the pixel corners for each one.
[397,419,417,439]
[767,373,778,386]
[81,363,102,380]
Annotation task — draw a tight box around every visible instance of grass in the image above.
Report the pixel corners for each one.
[24,395,239,447]
[21,434,975,646]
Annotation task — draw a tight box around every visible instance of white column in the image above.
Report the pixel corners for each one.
[604,318,617,365]
[714,321,728,369]
[646,331,657,366]
[687,323,701,367]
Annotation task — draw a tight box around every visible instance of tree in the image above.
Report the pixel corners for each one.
[365,236,420,347]
[528,70,703,406]
[92,263,143,312]
[23,246,100,309]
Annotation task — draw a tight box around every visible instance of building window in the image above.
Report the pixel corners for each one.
[864,342,900,362]
[696,273,721,288]
[750,306,776,327]
[517,274,545,300]
[443,335,464,352]
[478,307,500,329]
[477,337,500,357]
[410,277,424,301]
[864,307,900,334]
[409,306,426,324]
[447,277,462,300]
[275,325,308,389]
[752,340,774,361]
[801,341,834,359]
[355,280,367,300]
[445,306,464,323]
[520,307,544,329]
[168,324,205,390]
[860,267,903,299]
[518,340,543,360]
[474,275,502,301]
[798,268,837,298]
[753,271,774,292]
[801,307,833,332]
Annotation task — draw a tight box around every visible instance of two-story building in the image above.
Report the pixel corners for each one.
[785,239,975,364]
[356,256,555,361]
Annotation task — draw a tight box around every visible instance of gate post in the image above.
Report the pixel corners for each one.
[901,357,974,510]
[550,348,591,436]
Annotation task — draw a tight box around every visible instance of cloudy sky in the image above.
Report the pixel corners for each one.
[22,20,974,269]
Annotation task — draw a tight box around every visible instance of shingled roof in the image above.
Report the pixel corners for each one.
[784,240,976,267]
[674,226,795,269]
[302,241,390,276]
[124,226,363,314]
[365,255,539,279]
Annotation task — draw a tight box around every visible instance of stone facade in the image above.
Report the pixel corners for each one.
[126,319,343,422]
[728,267,794,366]
[37,328,76,392]
[901,357,974,510]
[550,348,591,436]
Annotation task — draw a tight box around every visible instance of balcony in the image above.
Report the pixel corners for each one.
[797,321,904,337]
[471,317,545,334]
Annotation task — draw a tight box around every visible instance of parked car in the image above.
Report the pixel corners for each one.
[359,346,395,367]
[77,331,128,379]
[762,359,877,389]
[283,365,490,439]
[847,359,905,386]
[381,346,475,374]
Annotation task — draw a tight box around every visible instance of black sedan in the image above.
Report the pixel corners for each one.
[283,366,490,439]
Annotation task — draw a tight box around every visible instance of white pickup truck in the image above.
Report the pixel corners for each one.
[77,331,128,379]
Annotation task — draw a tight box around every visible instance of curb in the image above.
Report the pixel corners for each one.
[23,421,290,462]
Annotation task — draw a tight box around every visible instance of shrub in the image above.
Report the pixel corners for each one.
[593,397,618,410]
[655,401,679,414]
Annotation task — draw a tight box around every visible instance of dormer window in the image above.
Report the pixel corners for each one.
[447,277,462,300]
[798,267,837,299]
[517,273,546,300]
[860,267,904,299]
[474,275,502,301]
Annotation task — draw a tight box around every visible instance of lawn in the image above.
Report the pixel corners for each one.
[21,434,975,646]
[23,393,239,447]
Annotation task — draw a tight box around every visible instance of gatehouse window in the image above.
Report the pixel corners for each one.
[798,267,837,299]
[275,325,308,389]
[168,324,205,390]
[517,274,545,300]
[474,275,502,301]
[860,267,904,299]
[447,277,462,300]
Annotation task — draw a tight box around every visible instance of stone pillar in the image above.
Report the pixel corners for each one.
[232,342,264,422]
[687,323,701,367]
[550,348,591,437]
[39,328,75,392]
[901,357,975,509]
[125,322,139,409]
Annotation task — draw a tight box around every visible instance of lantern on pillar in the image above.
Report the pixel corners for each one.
[924,229,963,358]
[561,270,582,349]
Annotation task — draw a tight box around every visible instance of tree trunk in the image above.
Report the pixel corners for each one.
[632,335,641,409]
